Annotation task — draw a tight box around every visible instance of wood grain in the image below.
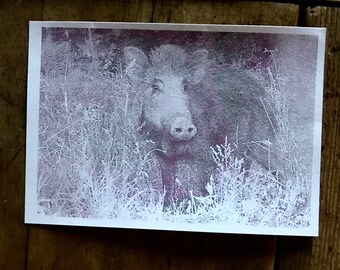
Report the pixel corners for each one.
[27,226,278,270]
[275,6,340,270]
[3,1,338,270]
[0,1,44,269]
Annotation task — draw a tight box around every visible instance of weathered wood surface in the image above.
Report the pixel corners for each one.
[0,1,44,270]
[275,6,340,270]
[41,0,299,25]
[0,1,338,269]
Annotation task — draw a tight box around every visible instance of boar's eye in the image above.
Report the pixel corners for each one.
[151,82,162,95]
[152,84,160,91]
[183,81,189,92]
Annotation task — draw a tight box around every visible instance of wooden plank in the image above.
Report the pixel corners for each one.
[42,0,154,22]
[275,6,340,270]
[0,1,44,270]
[41,0,299,25]
[28,227,277,270]
[18,1,299,270]
[320,0,340,3]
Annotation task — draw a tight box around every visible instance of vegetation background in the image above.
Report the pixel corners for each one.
[37,27,318,228]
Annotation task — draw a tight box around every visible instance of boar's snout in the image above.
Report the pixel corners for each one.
[170,117,197,141]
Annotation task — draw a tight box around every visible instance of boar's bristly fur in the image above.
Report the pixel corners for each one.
[125,44,279,206]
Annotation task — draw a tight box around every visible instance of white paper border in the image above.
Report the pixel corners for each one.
[25,21,326,236]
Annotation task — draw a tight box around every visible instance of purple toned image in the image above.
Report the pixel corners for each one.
[25,22,325,236]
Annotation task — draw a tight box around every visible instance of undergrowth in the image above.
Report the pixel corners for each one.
[36,33,311,228]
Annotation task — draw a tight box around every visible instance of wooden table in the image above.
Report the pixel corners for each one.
[1,1,339,269]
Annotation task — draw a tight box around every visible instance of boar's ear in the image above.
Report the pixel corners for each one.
[124,46,149,82]
[186,49,208,85]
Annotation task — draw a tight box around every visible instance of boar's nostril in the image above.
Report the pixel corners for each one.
[171,120,197,141]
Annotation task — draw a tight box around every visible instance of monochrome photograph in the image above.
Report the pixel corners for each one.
[25,22,325,236]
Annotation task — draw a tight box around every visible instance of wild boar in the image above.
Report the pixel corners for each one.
[124,44,279,205]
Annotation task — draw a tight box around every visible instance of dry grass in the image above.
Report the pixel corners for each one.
[36,38,311,228]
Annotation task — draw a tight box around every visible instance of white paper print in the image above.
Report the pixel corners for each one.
[25,22,325,236]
